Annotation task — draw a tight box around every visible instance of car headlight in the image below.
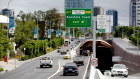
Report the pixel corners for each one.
[112,70,116,72]
[124,71,128,73]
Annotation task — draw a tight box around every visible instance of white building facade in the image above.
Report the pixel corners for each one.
[130,0,140,26]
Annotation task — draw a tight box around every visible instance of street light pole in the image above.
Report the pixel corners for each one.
[49,18,62,48]
[8,0,13,9]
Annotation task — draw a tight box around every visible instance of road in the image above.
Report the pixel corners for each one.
[50,56,90,79]
[0,51,62,79]
[113,38,140,55]
[0,48,90,79]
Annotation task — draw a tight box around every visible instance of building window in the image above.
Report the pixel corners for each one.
[137,23,140,25]
[137,13,140,15]
[133,3,136,5]
[137,6,140,8]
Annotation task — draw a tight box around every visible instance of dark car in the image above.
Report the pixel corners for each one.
[63,62,79,76]
[73,56,85,66]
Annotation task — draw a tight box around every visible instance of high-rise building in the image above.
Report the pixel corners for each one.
[94,7,104,16]
[84,0,93,9]
[65,0,93,9]
[106,10,118,31]
[65,0,85,9]
[129,0,140,26]
[1,8,14,16]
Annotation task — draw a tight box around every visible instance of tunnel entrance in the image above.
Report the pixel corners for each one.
[79,40,113,73]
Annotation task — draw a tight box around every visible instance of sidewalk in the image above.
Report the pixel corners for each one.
[0,59,27,74]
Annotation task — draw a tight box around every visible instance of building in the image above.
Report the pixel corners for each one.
[84,0,93,9]
[65,0,85,9]
[94,7,104,16]
[1,8,14,16]
[129,0,140,26]
[106,10,118,31]
[97,15,113,33]
[65,0,93,9]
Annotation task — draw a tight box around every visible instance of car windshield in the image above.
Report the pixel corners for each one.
[42,57,50,60]
[65,63,76,67]
[113,64,126,69]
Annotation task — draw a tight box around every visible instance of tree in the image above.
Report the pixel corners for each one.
[15,19,36,46]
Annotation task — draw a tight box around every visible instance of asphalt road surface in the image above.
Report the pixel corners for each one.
[0,51,63,79]
[50,56,90,79]
[0,50,90,79]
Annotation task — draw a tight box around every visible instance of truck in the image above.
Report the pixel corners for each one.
[40,56,53,68]
[73,56,85,66]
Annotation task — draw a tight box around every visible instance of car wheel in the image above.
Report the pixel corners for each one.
[75,73,79,76]
[124,75,128,77]
[63,73,66,76]
[111,74,114,77]
[40,65,43,68]
[50,65,53,68]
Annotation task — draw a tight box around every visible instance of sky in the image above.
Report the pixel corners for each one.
[0,0,130,26]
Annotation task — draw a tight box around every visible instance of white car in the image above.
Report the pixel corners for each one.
[111,64,128,77]
[40,56,53,68]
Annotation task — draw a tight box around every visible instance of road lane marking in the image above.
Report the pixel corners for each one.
[83,57,90,79]
[47,59,62,79]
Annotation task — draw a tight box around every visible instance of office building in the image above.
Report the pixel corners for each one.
[129,0,140,26]
[1,8,14,16]
[106,10,118,31]
[65,0,85,9]
[94,7,104,16]
[65,0,93,9]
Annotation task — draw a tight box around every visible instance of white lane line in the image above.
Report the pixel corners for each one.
[47,59,62,79]
[83,57,90,79]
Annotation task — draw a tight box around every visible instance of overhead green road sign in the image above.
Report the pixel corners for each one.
[65,9,92,27]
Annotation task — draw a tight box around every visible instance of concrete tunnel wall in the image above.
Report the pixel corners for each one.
[78,40,113,73]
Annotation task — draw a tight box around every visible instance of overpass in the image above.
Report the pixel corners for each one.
[76,39,113,73]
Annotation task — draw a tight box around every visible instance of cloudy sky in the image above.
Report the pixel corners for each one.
[0,0,130,25]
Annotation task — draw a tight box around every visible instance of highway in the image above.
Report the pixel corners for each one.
[0,51,62,79]
[0,48,90,79]
[50,56,90,79]
[113,38,140,55]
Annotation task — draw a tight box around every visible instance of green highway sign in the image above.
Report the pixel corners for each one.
[65,9,92,27]
[98,29,105,33]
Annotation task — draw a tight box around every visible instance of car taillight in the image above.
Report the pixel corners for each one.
[75,68,78,70]
[64,68,66,70]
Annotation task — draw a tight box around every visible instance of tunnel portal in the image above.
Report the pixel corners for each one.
[80,40,113,72]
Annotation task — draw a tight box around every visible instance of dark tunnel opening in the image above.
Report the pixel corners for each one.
[96,47,113,73]
[79,40,113,73]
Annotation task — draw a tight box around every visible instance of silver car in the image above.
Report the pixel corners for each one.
[111,64,128,77]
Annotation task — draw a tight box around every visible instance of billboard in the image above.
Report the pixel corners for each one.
[34,27,38,39]
[56,30,61,37]
[9,17,15,34]
[47,29,51,38]
[97,15,113,33]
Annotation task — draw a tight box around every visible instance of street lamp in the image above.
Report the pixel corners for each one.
[49,18,62,48]
[134,30,139,55]
[24,48,26,55]
[8,0,13,9]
